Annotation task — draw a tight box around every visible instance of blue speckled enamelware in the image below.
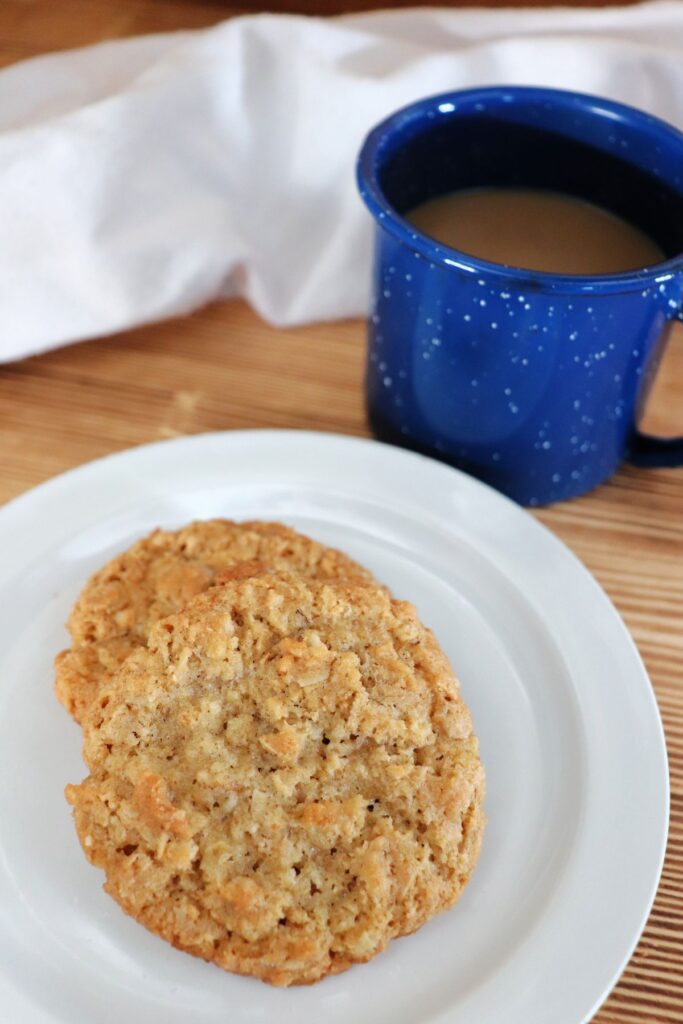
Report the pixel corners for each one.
[357,86,683,506]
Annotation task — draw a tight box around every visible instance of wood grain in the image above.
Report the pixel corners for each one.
[0,3,682,1022]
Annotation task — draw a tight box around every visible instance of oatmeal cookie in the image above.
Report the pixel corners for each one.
[55,519,374,723]
[66,572,485,986]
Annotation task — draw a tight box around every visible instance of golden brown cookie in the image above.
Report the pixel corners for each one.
[66,572,485,986]
[55,519,375,723]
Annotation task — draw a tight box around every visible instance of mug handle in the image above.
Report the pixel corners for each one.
[627,305,683,468]
[628,432,683,467]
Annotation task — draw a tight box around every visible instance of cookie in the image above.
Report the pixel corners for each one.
[55,519,375,723]
[66,572,485,986]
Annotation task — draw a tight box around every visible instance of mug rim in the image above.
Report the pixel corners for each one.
[356,85,683,294]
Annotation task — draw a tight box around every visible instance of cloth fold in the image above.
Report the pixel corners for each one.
[2,2,683,362]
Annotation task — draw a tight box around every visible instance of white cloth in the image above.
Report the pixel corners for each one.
[2,2,683,362]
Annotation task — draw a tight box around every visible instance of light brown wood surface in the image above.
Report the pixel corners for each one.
[1,3,681,1022]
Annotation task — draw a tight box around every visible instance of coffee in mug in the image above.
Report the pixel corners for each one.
[407,187,664,276]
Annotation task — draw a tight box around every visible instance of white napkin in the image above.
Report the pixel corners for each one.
[2,2,683,363]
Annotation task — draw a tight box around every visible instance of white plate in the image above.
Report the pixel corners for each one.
[0,430,668,1024]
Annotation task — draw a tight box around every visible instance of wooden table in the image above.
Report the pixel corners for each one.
[1,3,681,1022]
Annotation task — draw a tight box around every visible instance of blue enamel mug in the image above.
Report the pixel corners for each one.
[357,86,683,506]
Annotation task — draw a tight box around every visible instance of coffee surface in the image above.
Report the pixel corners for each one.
[407,187,664,275]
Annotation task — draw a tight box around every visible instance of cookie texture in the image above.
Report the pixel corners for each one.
[67,572,485,986]
[55,519,374,723]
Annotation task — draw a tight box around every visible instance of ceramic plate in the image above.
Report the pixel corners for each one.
[0,430,668,1024]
